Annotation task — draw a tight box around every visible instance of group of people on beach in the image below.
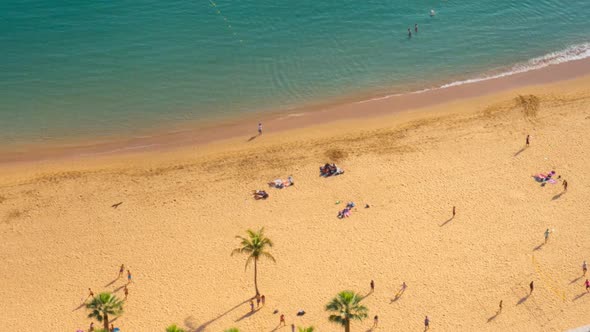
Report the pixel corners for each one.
[84,264,132,332]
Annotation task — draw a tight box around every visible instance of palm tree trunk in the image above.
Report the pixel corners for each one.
[254,258,260,296]
[345,319,350,332]
[104,313,109,331]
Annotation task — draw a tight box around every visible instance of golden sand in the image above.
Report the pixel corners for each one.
[1,76,590,331]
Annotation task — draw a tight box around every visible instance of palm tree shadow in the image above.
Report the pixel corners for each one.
[533,242,545,251]
[573,292,588,301]
[517,294,530,305]
[570,276,583,284]
[439,217,453,227]
[514,147,527,157]
[552,192,565,200]
[191,298,250,331]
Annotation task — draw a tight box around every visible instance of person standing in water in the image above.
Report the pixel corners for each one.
[408,28,412,38]
[415,24,418,33]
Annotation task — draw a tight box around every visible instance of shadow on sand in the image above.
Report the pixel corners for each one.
[514,146,527,157]
[247,135,259,142]
[517,293,530,305]
[439,217,454,227]
[570,276,583,284]
[552,192,565,200]
[190,298,251,331]
[487,309,501,323]
[573,292,588,301]
[533,243,545,251]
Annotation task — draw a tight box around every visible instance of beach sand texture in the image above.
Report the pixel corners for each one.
[1,77,590,331]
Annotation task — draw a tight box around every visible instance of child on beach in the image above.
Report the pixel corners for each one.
[280,314,286,326]
[585,279,590,292]
[373,315,379,328]
[583,261,587,276]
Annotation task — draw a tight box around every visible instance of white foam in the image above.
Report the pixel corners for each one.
[355,42,590,104]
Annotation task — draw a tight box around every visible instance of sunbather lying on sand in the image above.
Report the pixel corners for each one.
[253,190,269,200]
[268,176,294,189]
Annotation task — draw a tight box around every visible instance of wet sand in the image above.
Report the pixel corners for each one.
[2,57,590,164]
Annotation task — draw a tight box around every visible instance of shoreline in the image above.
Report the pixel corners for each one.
[2,56,590,164]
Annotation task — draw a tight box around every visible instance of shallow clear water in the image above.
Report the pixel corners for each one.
[1,0,589,144]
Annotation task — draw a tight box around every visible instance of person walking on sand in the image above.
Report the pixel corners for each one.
[370,280,375,292]
[127,270,132,284]
[87,288,94,299]
[256,294,261,308]
[124,285,129,300]
[563,180,568,192]
[373,315,379,328]
[585,279,590,292]
[544,228,551,244]
[261,294,266,306]
[89,322,95,332]
[118,264,125,278]
[424,316,430,330]
[109,323,114,332]
[526,134,530,146]
[280,314,286,326]
[291,323,295,332]
[529,281,534,294]
[249,300,254,312]
[583,261,587,276]
[499,300,503,312]
[452,206,456,218]
[258,122,262,135]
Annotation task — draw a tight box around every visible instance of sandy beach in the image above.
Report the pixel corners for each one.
[1,74,590,331]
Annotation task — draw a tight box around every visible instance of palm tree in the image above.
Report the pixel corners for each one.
[224,329,240,332]
[298,327,315,332]
[86,292,124,331]
[325,290,368,332]
[166,324,186,332]
[231,227,275,296]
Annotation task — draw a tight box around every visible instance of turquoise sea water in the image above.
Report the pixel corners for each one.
[1,0,589,145]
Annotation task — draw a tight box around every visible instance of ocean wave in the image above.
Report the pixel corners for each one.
[357,42,590,104]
